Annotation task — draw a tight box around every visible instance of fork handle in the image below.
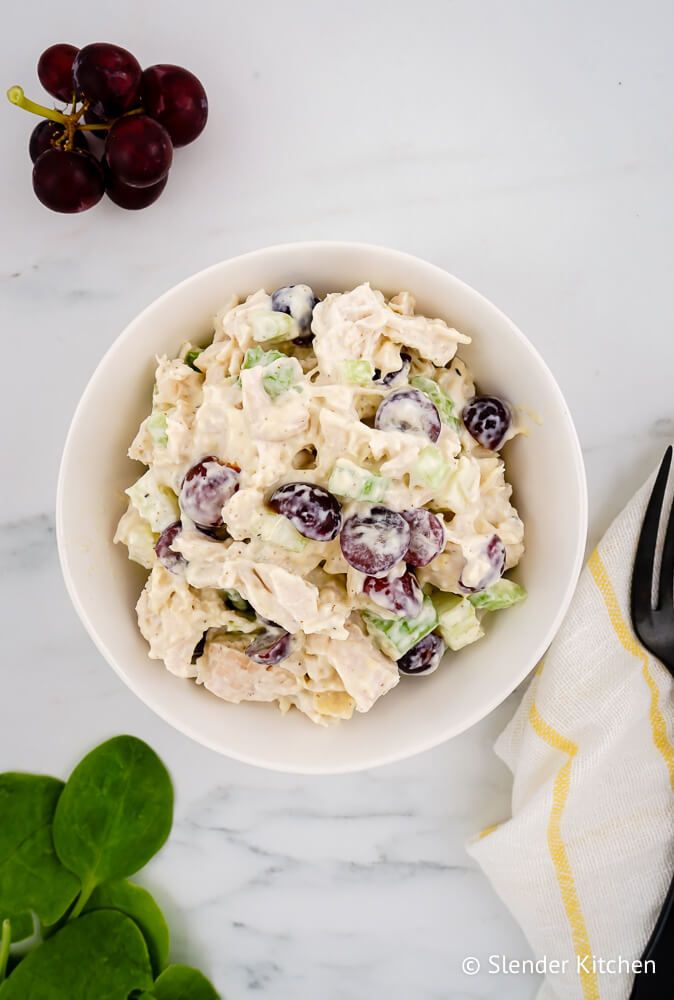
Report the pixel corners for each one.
[629,866,674,998]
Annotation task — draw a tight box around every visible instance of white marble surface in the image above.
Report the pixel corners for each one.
[3,1,674,996]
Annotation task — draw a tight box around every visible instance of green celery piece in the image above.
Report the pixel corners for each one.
[242,347,285,370]
[341,360,374,384]
[183,348,203,371]
[410,376,460,428]
[410,446,450,490]
[252,311,297,343]
[262,361,298,399]
[328,458,389,502]
[468,579,527,611]
[147,412,168,447]
[362,596,438,659]
[432,592,484,651]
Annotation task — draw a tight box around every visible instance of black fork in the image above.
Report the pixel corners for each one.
[629,445,674,999]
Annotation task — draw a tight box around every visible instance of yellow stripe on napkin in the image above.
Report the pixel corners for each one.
[589,549,674,791]
[529,701,599,1000]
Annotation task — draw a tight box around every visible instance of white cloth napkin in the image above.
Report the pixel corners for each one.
[468,466,674,1000]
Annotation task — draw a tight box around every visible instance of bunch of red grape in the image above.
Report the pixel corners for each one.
[10,42,207,213]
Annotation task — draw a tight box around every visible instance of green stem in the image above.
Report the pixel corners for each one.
[7,85,69,124]
[77,122,110,131]
[68,876,96,921]
[0,919,10,983]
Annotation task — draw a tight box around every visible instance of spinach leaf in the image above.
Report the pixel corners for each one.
[53,736,173,912]
[83,879,169,975]
[0,910,153,999]
[0,774,79,925]
[153,964,220,999]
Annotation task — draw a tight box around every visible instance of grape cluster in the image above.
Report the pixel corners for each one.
[10,42,208,213]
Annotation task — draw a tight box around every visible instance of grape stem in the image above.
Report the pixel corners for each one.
[7,85,69,124]
[7,86,144,142]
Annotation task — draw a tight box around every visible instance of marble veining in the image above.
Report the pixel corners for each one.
[3,1,674,996]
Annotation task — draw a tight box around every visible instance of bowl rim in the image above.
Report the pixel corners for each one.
[56,240,588,773]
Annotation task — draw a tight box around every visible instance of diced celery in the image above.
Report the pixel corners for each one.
[439,455,480,512]
[469,579,527,611]
[252,310,298,343]
[411,376,460,428]
[184,347,203,370]
[262,359,299,399]
[125,471,179,533]
[147,411,168,447]
[341,359,374,384]
[242,346,286,369]
[258,513,307,551]
[411,446,451,490]
[432,592,485,651]
[222,589,251,612]
[362,595,438,659]
[328,458,389,502]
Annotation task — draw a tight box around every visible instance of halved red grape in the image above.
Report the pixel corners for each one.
[73,43,141,117]
[246,629,292,665]
[340,506,410,576]
[37,44,79,103]
[374,353,411,386]
[141,64,208,147]
[375,387,441,442]
[155,521,186,573]
[363,570,423,618]
[29,120,87,163]
[180,457,240,529]
[268,483,342,541]
[462,396,511,450]
[402,509,445,567]
[398,633,445,676]
[459,534,506,593]
[32,148,104,213]
[105,115,173,189]
[104,159,167,209]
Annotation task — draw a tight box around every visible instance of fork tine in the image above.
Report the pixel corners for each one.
[658,450,674,610]
[631,446,673,624]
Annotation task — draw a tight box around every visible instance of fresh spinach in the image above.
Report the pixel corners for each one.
[153,963,221,999]
[0,736,218,998]
[0,775,79,925]
[0,910,153,998]
[83,878,170,975]
[53,736,174,914]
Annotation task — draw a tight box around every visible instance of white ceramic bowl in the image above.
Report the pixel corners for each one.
[57,242,587,773]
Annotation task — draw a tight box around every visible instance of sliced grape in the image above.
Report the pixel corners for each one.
[141,64,208,147]
[268,482,342,541]
[32,148,104,213]
[37,43,79,102]
[402,509,445,567]
[373,353,411,386]
[180,457,240,529]
[155,521,186,574]
[106,115,173,189]
[374,387,441,442]
[246,629,292,665]
[340,506,410,576]
[270,284,318,337]
[398,633,445,676]
[72,43,142,117]
[29,120,86,164]
[459,534,506,593]
[363,570,423,618]
[462,395,512,450]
